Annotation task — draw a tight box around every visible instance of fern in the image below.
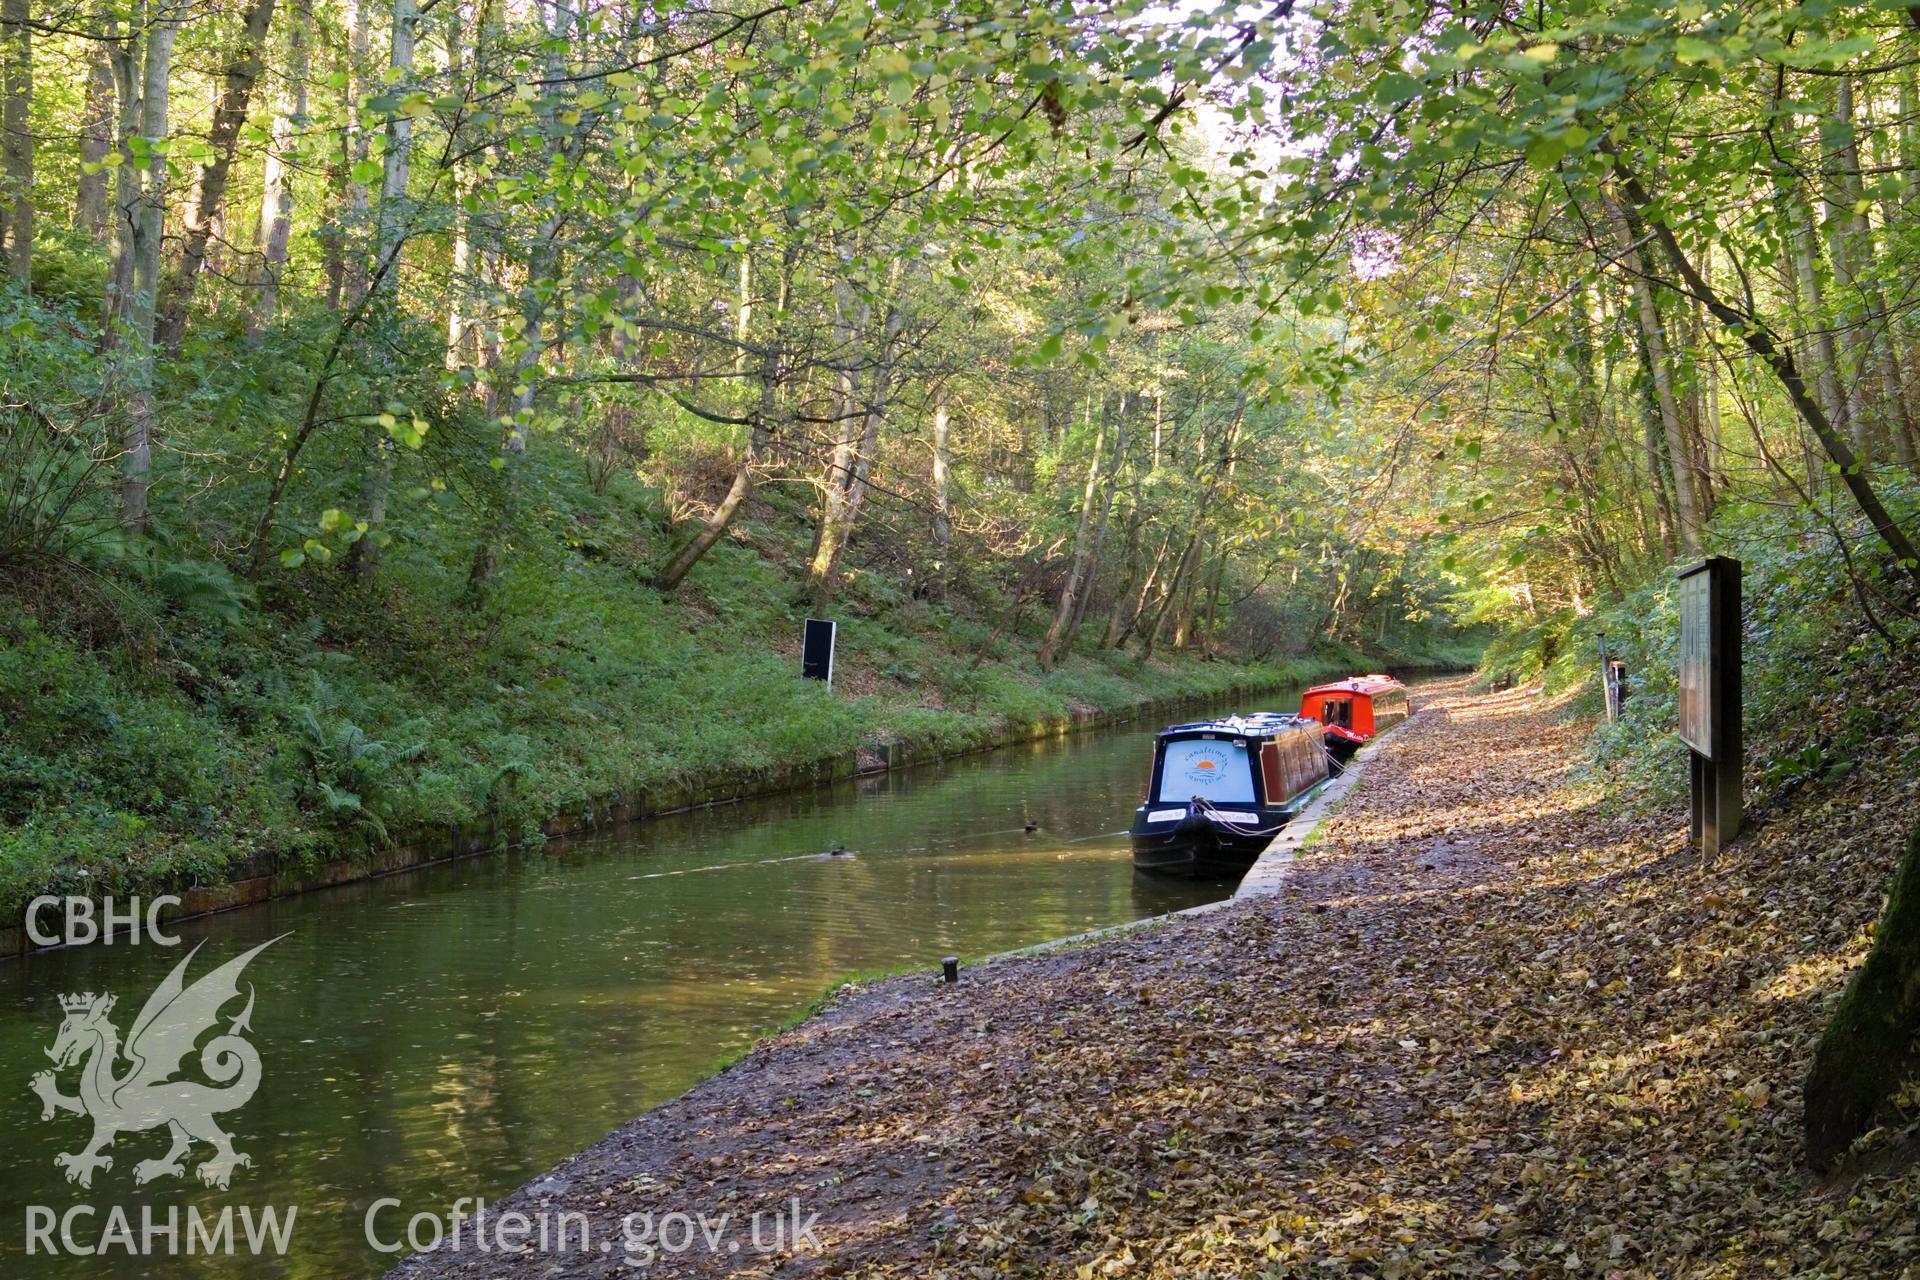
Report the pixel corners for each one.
[291,702,419,845]
[153,560,255,625]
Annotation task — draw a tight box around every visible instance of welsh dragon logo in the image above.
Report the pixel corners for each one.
[30,938,280,1190]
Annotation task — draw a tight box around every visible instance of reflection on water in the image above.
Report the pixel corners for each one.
[0,690,1301,1278]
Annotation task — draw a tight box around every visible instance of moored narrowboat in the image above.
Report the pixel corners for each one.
[1299,674,1409,769]
[1129,713,1331,879]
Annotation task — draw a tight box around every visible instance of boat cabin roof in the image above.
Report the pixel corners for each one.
[1156,712,1320,740]
[1302,673,1404,700]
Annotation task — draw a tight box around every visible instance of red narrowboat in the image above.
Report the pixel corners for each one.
[1299,674,1410,770]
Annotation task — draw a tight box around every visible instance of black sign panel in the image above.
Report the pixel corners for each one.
[802,617,836,687]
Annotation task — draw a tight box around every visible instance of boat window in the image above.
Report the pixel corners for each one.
[1324,699,1351,728]
[1157,738,1254,803]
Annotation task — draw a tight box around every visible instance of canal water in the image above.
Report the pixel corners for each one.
[0,689,1301,1278]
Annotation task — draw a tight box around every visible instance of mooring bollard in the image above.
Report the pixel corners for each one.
[941,956,959,984]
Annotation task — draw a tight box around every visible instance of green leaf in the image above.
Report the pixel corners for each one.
[1373,73,1422,106]
[1673,36,1723,67]
[1524,134,1566,170]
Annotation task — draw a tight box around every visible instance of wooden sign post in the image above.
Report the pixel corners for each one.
[802,617,836,690]
[1677,558,1742,859]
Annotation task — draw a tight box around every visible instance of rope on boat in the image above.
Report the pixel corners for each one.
[1190,796,1295,838]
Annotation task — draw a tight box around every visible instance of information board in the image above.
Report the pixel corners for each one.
[1677,567,1711,755]
[1677,557,1742,859]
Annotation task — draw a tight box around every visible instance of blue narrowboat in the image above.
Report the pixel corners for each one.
[1129,712,1332,878]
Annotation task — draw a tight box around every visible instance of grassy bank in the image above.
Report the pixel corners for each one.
[1,448,1460,921]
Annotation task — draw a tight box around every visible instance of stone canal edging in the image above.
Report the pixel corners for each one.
[4,670,1403,960]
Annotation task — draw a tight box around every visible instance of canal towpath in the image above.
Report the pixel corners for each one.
[392,676,1920,1279]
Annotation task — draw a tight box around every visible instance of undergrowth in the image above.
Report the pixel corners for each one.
[0,439,1459,917]
[1472,480,1920,814]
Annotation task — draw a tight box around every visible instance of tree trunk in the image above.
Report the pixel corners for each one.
[319,14,349,311]
[1804,824,1920,1167]
[1775,159,1850,467]
[348,0,419,583]
[1038,394,1118,670]
[654,362,778,592]
[1603,190,1701,554]
[1141,530,1201,660]
[466,211,559,590]
[808,275,865,600]
[1064,408,1127,648]
[929,385,952,603]
[1200,551,1227,655]
[809,271,901,606]
[1107,531,1169,648]
[442,5,472,365]
[733,253,751,374]
[110,0,182,532]
[1606,276,1676,556]
[251,0,309,334]
[102,14,138,341]
[1635,334,1679,556]
[1897,68,1920,451]
[75,23,114,235]
[155,0,277,350]
[1141,390,1244,658]
[1170,534,1208,650]
[1565,279,1625,597]
[131,0,180,386]
[339,0,371,307]
[1845,78,1918,470]
[1872,194,1920,472]
[1099,491,1144,645]
[1825,78,1877,466]
[0,0,30,286]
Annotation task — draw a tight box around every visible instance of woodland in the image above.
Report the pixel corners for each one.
[2,0,1920,1191]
